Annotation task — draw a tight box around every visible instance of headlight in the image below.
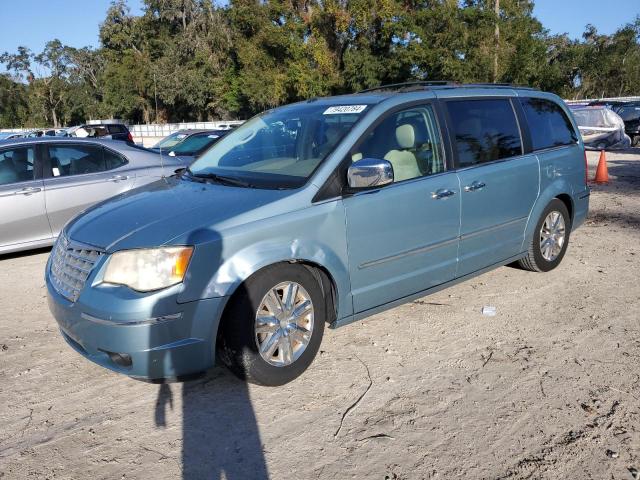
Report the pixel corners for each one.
[103,246,193,292]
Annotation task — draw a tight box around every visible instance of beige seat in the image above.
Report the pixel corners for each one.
[384,124,421,182]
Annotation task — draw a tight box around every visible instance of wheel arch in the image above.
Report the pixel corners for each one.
[210,246,348,327]
[523,181,575,251]
[555,193,574,224]
[216,259,340,347]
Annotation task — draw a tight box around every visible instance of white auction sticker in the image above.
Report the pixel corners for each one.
[323,105,368,115]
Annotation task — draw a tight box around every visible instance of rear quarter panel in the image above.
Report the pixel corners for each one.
[524,143,588,248]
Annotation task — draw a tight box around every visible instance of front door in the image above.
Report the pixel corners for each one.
[0,145,51,250]
[444,98,539,277]
[343,103,461,314]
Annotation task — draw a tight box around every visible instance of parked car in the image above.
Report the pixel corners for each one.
[64,123,134,143]
[151,129,228,159]
[613,102,640,146]
[166,130,229,162]
[572,106,631,150]
[46,83,589,386]
[22,129,46,138]
[0,132,20,141]
[0,138,187,254]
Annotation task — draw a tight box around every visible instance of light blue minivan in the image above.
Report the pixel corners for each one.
[46,83,589,386]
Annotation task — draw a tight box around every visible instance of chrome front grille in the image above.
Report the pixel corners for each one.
[49,235,103,302]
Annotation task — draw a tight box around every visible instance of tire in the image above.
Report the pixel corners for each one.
[217,263,325,386]
[518,199,571,272]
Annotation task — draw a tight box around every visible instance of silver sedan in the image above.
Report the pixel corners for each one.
[0,138,187,254]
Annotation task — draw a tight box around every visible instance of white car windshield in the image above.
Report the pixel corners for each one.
[188,103,370,189]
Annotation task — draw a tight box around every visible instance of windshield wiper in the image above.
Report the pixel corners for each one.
[186,170,255,188]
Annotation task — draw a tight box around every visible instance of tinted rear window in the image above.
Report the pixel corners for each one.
[447,99,522,168]
[520,98,578,150]
[107,125,128,134]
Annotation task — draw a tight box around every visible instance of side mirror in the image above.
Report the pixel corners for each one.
[347,158,394,189]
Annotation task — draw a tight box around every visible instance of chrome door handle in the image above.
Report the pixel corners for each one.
[109,175,129,182]
[464,181,486,192]
[16,187,42,195]
[432,188,456,199]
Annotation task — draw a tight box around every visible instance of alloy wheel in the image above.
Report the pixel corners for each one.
[254,282,314,367]
[539,210,566,262]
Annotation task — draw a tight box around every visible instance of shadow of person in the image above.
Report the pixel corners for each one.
[154,383,173,428]
[180,369,269,479]
[153,371,268,479]
[149,224,269,479]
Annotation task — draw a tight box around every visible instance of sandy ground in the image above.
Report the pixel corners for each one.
[0,150,639,480]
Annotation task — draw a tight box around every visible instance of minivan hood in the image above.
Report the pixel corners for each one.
[65,177,297,251]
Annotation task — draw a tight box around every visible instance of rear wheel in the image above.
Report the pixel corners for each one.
[518,199,571,272]
[217,263,325,386]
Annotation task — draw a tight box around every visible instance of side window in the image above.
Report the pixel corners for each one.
[447,99,522,168]
[351,104,445,182]
[103,148,128,170]
[0,146,35,186]
[48,145,106,177]
[520,97,578,150]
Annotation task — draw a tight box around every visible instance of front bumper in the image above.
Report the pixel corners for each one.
[46,264,227,381]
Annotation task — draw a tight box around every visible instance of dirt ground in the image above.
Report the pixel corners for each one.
[0,150,639,480]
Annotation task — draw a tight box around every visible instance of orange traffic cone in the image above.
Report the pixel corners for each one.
[593,150,609,184]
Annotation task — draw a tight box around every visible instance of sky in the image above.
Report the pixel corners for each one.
[0,0,638,58]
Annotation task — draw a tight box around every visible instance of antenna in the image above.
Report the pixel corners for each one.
[157,125,168,183]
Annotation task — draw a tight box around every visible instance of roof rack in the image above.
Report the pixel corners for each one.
[358,81,458,93]
[357,81,538,94]
[464,83,538,90]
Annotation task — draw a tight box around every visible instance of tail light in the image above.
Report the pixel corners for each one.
[127,132,134,143]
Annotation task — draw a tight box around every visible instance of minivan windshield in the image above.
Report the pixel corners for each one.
[188,103,370,189]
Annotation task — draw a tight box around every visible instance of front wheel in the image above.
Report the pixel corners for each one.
[518,199,571,272]
[217,263,325,386]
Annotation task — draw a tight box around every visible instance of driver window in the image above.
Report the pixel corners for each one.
[351,105,444,182]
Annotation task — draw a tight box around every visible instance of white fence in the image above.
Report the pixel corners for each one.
[1,120,247,147]
[565,96,640,105]
[1,121,245,135]
[129,120,245,138]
